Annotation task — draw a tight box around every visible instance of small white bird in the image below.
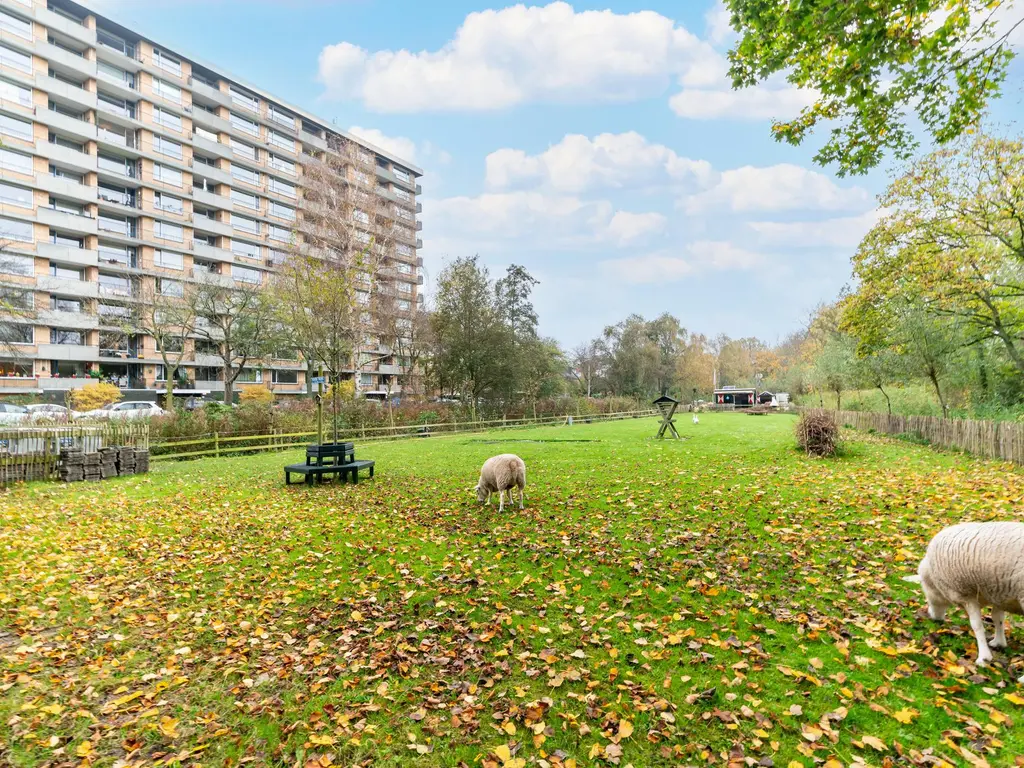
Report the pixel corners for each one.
[692,414,699,424]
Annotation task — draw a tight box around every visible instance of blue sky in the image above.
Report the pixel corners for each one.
[89,0,1024,348]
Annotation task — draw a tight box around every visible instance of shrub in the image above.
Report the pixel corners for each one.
[795,409,841,457]
[325,380,355,402]
[71,382,122,411]
[239,386,274,405]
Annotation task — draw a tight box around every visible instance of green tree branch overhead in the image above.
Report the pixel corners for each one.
[725,0,1021,175]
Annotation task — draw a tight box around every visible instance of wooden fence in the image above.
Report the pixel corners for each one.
[806,408,1024,465]
[149,409,658,462]
[0,423,149,484]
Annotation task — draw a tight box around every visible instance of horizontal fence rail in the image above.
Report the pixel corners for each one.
[803,408,1024,465]
[150,409,658,462]
[0,423,149,484]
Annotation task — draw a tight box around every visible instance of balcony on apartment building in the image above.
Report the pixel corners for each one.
[33,5,97,47]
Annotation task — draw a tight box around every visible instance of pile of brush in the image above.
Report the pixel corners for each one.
[795,409,840,457]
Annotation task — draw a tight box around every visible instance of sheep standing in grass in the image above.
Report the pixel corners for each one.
[905,522,1024,678]
[476,454,526,512]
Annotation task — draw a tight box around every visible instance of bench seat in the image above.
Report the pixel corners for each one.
[285,459,375,485]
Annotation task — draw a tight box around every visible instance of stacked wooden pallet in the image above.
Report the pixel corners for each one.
[58,446,150,483]
[59,449,85,483]
[117,447,136,475]
[135,449,150,474]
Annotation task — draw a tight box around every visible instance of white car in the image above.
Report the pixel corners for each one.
[84,402,167,420]
[26,404,80,422]
[0,402,30,425]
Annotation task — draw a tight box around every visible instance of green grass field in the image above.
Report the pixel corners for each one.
[3,413,1024,767]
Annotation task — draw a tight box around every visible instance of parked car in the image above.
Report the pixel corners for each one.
[82,402,167,420]
[26,404,80,422]
[0,402,29,425]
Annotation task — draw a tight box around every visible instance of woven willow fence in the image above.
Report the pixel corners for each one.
[0,423,149,484]
[815,409,1024,465]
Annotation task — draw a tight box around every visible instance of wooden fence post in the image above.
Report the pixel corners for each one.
[214,431,220,458]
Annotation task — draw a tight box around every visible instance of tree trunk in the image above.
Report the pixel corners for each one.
[223,374,234,407]
[164,376,174,411]
[927,368,948,418]
[877,384,892,415]
[834,389,841,410]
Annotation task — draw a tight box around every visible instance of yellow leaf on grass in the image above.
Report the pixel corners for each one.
[159,716,179,739]
[1004,693,1024,706]
[351,610,364,622]
[494,744,512,762]
[618,719,634,739]
[502,721,516,735]
[801,724,823,742]
[892,708,918,724]
[309,734,336,746]
[862,735,887,751]
[75,741,94,757]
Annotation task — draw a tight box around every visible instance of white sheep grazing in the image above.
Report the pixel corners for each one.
[476,454,526,512]
[905,522,1024,678]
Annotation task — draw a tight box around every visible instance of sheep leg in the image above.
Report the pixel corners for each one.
[519,486,524,510]
[990,609,1008,649]
[966,601,994,666]
[498,489,505,513]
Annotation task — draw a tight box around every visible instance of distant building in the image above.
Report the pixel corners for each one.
[713,386,756,407]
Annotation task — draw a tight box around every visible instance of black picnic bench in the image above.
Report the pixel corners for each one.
[284,442,375,485]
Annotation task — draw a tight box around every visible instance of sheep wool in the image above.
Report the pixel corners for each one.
[476,454,527,512]
[909,521,1024,677]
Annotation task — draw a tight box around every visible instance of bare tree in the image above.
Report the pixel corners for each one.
[0,249,38,366]
[273,136,406,440]
[375,298,431,425]
[128,276,197,409]
[190,275,284,405]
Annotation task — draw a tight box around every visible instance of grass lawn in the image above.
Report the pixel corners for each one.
[3,413,1024,768]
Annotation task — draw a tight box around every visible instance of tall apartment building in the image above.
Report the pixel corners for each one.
[0,0,424,400]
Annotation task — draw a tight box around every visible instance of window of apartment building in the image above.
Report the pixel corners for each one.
[97,120,136,149]
[97,28,135,57]
[0,284,31,310]
[393,167,412,183]
[154,220,183,242]
[397,262,412,275]
[268,248,288,266]
[153,107,182,132]
[0,359,30,377]
[0,322,32,344]
[98,61,134,89]
[268,154,295,175]
[98,182,134,207]
[157,278,183,297]
[0,148,31,175]
[98,272,131,295]
[0,252,32,276]
[0,44,31,74]
[49,262,81,280]
[398,225,414,240]
[232,213,259,235]
[352,170,371,186]
[0,216,32,243]
[98,213,135,237]
[230,189,258,210]
[50,133,84,152]
[50,296,80,313]
[236,368,262,383]
[153,191,183,214]
[156,336,183,354]
[193,206,214,222]
[355,230,371,245]
[230,239,261,260]
[397,300,411,311]
[268,224,290,242]
[230,163,259,186]
[397,281,413,294]
[396,243,413,258]
[50,166,83,184]
[98,302,131,321]
[50,231,82,248]
[231,264,261,284]
[192,152,215,167]
[98,92,135,119]
[154,249,183,270]
[152,78,181,104]
[192,260,217,275]
[230,112,259,137]
[193,124,217,143]
[352,209,369,225]
[99,153,137,178]
[229,86,259,112]
[50,328,83,345]
[193,366,221,381]
[98,242,136,266]
[267,130,292,151]
[270,177,296,198]
[268,201,295,221]
[49,196,85,216]
[153,163,182,187]
[153,48,181,77]
[272,369,298,384]
[230,138,257,161]
[0,78,31,108]
[395,206,414,221]
[0,10,32,40]
[193,233,215,246]
[0,113,32,142]
[0,182,31,209]
[394,187,412,202]
[152,135,183,160]
[267,104,293,128]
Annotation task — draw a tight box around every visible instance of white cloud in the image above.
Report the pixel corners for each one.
[683,163,872,213]
[670,83,816,120]
[317,2,716,112]
[748,209,886,248]
[425,191,665,247]
[599,240,765,284]
[704,1,734,46]
[347,126,418,163]
[485,131,714,193]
